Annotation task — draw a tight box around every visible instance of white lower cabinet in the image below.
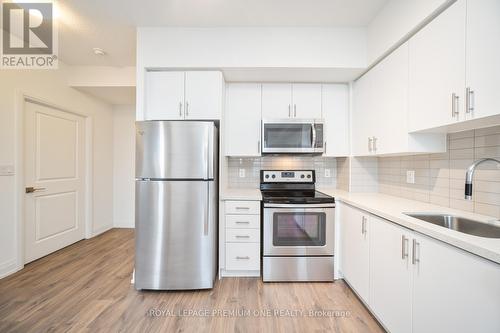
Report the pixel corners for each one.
[370,216,412,333]
[412,233,500,333]
[339,203,370,301]
[340,203,500,333]
[225,243,260,271]
[223,200,260,277]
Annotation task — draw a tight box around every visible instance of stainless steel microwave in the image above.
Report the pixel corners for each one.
[261,119,324,154]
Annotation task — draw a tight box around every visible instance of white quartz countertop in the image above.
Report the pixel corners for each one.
[220,188,262,201]
[318,187,500,264]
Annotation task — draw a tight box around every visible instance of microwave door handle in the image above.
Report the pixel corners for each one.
[311,124,317,148]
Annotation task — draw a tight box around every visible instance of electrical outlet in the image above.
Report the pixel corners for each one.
[324,169,331,178]
[406,170,415,184]
[239,168,246,178]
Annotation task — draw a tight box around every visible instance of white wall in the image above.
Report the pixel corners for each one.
[0,63,114,278]
[137,27,367,119]
[367,0,452,63]
[112,105,136,228]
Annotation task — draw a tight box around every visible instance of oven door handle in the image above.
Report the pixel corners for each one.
[263,203,335,209]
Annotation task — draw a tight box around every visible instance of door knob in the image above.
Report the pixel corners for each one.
[25,187,46,193]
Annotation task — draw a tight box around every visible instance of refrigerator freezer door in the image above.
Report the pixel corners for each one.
[136,121,216,180]
[135,180,217,290]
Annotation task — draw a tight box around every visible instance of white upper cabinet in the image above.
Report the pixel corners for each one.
[225,83,262,156]
[262,84,293,119]
[465,0,500,120]
[292,84,322,119]
[370,216,412,333]
[262,83,322,119]
[145,71,185,120]
[352,42,446,156]
[322,84,349,156]
[352,67,376,156]
[144,71,223,121]
[408,0,466,131]
[185,71,223,120]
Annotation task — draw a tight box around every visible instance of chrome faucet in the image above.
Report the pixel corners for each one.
[465,158,500,200]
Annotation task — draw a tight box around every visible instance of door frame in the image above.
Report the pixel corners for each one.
[14,92,93,270]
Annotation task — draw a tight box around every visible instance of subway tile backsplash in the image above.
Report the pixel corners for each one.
[378,125,500,219]
[227,156,337,188]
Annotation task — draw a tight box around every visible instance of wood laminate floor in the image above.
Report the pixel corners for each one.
[0,229,384,333]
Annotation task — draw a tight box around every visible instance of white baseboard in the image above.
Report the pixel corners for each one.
[0,260,21,279]
[91,223,113,237]
[220,269,261,278]
[113,220,134,228]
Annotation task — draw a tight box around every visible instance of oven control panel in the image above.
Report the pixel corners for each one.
[261,170,315,183]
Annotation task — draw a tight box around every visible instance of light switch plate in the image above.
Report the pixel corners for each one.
[406,170,415,184]
[0,164,15,176]
[239,168,246,178]
[324,169,331,178]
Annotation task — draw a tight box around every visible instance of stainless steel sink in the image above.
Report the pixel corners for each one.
[404,213,500,238]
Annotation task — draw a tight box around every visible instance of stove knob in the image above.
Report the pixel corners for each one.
[265,174,269,179]
[307,174,311,179]
[300,174,305,179]
[271,174,276,179]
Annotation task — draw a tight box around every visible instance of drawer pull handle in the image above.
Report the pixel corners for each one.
[235,207,250,210]
[235,221,250,224]
[236,256,250,260]
[235,235,250,238]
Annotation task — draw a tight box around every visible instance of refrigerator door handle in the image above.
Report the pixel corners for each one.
[205,126,214,180]
[204,182,209,236]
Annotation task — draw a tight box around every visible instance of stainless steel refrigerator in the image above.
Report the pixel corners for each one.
[135,121,218,290]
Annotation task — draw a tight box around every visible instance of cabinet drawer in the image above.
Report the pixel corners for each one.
[225,201,260,215]
[226,229,260,243]
[225,243,260,271]
[225,215,260,229]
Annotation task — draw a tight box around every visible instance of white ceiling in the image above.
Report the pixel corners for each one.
[57,0,388,67]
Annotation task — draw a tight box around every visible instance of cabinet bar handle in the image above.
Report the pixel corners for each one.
[401,235,409,259]
[179,102,182,117]
[466,87,474,114]
[368,137,373,152]
[373,137,377,152]
[185,101,189,116]
[412,239,420,265]
[258,140,260,154]
[451,93,459,118]
[236,256,250,260]
[294,104,297,117]
[235,235,250,238]
[361,216,367,235]
[288,104,291,117]
[235,221,250,224]
[235,207,250,210]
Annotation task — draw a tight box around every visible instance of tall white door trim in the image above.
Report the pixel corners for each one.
[13,93,93,272]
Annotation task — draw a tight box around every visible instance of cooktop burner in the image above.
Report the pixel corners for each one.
[260,170,334,204]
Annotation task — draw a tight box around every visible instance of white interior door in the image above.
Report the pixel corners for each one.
[24,101,86,263]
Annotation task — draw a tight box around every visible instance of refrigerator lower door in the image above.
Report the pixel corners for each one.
[135,180,217,290]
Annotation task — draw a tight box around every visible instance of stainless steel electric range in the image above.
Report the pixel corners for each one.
[260,170,335,282]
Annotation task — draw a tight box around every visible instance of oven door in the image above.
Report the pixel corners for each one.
[262,120,317,153]
[263,204,334,256]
